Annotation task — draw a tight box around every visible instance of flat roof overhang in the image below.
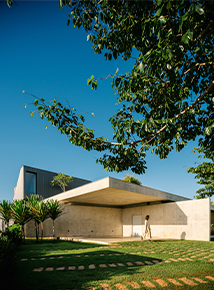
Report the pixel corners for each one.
[47,177,190,207]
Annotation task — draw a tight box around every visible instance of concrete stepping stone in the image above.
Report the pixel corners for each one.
[50,257,54,259]
[45,267,53,271]
[58,256,64,259]
[115,283,128,290]
[31,258,36,260]
[100,254,105,256]
[109,263,116,267]
[76,255,81,257]
[163,260,170,263]
[154,279,168,287]
[89,264,96,269]
[141,281,155,288]
[144,261,153,265]
[135,261,144,265]
[30,250,33,252]
[85,255,89,257]
[108,254,113,256]
[167,278,182,286]
[137,252,141,254]
[117,263,125,266]
[33,267,43,272]
[192,278,207,283]
[178,258,186,261]
[100,283,111,290]
[56,267,65,271]
[115,253,121,256]
[178,278,197,286]
[169,258,178,262]
[99,264,107,268]
[185,258,192,261]
[128,282,140,288]
[85,287,96,290]
[68,266,75,270]
[190,256,196,258]
[205,276,214,281]
[152,260,160,264]
[21,258,28,261]
[40,257,46,260]
[78,265,84,270]
[143,251,148,254]
[126,262,133,266]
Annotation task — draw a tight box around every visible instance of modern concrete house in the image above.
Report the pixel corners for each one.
[13,165,214,241]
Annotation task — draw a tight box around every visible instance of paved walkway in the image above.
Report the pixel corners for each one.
[59,236,163,244]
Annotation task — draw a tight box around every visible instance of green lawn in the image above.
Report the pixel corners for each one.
[11,239,214,290]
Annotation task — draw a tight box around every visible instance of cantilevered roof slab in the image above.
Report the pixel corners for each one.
[48,177,190,207]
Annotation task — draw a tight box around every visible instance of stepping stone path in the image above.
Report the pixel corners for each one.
[33,267,43,272]
[56,267,65,271]
[154,278,168,287]
[141,281,156,288]
[167,278,182,286]
[128,282,140,288]
[100,283,111,290]
[178,278,197,286]
[115,283,128,290]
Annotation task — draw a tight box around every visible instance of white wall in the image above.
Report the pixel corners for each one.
[122,198,210,241]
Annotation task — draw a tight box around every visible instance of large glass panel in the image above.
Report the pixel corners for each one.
[26,172,36,194]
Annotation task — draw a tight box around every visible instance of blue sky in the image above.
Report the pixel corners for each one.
[0,1,205,202]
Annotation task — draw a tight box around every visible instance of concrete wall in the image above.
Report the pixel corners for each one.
[25,204,122,238]
[122,198,210,241]
[13,165,91,201]
[13,166,25,200]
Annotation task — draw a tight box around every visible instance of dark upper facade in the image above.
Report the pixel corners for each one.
[13,165,91,200]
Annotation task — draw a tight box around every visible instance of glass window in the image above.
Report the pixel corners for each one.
[26,172,36,194]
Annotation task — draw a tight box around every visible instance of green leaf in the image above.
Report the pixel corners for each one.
[181,33,189,44]
[155,4,163,17]
[34,99,38,106]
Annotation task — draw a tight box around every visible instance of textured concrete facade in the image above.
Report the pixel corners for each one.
[25,204,122,238]
[25,198,211,241]
[122,198,211,241]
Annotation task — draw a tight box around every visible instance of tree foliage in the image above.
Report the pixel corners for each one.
[0,200,12,229]
[47,199,64,238]
[122,174,142,185]
[11,200,31,243]
[187,147,214,199]
[51,173,73,192]
[26,0,214,174]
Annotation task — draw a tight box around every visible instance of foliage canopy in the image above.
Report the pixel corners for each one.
[187,147,214,199]
[51,173,73,192]
[26,0,214,174]
[122,175,142,185]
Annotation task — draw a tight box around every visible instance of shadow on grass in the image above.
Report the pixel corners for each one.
[13,243,163,290]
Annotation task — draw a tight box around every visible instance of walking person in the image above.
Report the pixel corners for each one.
[141,215,151,241]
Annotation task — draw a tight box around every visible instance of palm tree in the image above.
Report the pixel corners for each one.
[47,199,64,239]
[0,200,12,230]
[29,199,49,243]
[11,200,31,243]
[26,195,42,243]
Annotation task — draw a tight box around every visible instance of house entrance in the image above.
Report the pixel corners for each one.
[132,215,142,236]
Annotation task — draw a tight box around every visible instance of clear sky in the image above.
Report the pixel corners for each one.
[0,1,205,202]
